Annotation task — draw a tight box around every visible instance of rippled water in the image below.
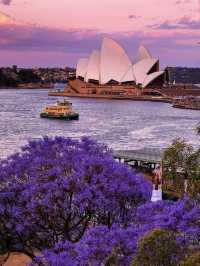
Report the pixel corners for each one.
[0,88,199,158]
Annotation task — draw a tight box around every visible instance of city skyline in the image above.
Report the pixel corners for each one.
[0,0,200,67]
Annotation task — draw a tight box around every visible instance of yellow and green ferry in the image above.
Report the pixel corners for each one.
[40,100,79,120]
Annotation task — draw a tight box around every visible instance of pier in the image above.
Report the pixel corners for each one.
[113,148,164,169]
[114,148,165,202]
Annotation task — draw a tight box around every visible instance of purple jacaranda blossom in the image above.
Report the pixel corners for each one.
[33,197,200,266]
[0,136,152,259]
[1,136,199,265]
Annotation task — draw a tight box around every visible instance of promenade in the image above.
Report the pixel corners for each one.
[114,148,164,169]
[49,91,172,103]
[114,148,164,202]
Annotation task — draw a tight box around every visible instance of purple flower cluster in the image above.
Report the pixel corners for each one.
[35,198,200,266]
[0,136,151,258]
[0,136,199,265]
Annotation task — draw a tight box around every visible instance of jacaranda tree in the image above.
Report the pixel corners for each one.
[33,198,200,266]
[0,136,152,261]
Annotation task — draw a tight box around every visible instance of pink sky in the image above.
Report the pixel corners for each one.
[0,0,200,67]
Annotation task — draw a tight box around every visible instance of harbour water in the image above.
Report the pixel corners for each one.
[0,88,199,159]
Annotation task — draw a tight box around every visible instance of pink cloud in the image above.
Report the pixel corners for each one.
[0,20,199,67]
[150,16,200,30]
[1,0,12,5]
[0,0,199,67]
[3,0,197,32]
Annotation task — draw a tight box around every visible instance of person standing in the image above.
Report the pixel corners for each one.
[151,164,162,202]
[153,165,162,190]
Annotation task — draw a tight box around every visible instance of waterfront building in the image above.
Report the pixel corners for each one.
[76,38,165,88]
[56,37,200,98]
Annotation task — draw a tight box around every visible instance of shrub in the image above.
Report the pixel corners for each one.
[180,252,200,266]
[132,229,184,266]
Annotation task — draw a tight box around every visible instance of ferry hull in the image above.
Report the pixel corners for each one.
[40,113,79,120]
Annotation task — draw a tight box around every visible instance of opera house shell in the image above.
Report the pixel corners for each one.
[76,38,165,88]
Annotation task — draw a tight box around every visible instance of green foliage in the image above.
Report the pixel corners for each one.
[104,247,121,266]
[132,229,183,266]
[188,179,200,201]
[163,137,200,198]
[162,190,180,201]
[185,149,200,200]
[0,69,18,87]
[163,138,194,194]
[0,68,42,87]
[18,69,41,83]
[185,149,200,178]
[180,252,200,266]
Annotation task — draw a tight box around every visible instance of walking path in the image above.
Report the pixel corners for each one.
[114,148,164,202]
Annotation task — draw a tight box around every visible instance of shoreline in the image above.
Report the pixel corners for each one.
[48,91,172,103]
[17,83,54,89]
[172,105,200,110]
[0,83,53,90]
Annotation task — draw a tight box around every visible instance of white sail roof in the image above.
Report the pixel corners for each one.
[142,71,164,88]
[133,58,158,85]
[100,38,133,84]
[138,45,152,61]
[85,50,100,82]
[76,58,89,79]
[120,66,135,83]
[75,38,164,87]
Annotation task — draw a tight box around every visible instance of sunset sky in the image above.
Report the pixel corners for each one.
[0,0,200,67]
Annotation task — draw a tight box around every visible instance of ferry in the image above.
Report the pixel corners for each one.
[40,100,79,120]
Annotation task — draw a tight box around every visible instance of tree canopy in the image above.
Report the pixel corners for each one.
[132,229,183,266]
[180,252,200,266]
[163,135,200,199]
[0,136,199,265]
[0,136,151,260]
[33,198,200,266]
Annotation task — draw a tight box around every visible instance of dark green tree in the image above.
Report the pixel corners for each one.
[180,252,200,266]
[163,138,194,195]
[163,123,200,199]
[18,69,41,83]
[132,229,184,266]
[186,149,200,200]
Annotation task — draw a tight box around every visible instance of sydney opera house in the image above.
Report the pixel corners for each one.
[48,37,200,99]
[76,38,165,88]
[65,37,167,97]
